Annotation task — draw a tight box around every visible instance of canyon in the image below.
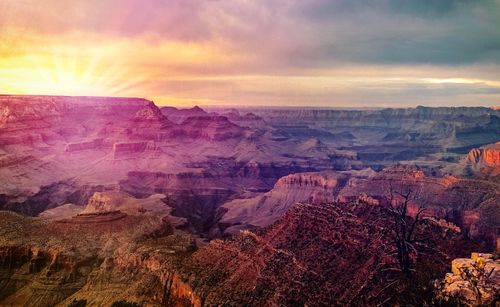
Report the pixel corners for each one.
[0,95,499,306]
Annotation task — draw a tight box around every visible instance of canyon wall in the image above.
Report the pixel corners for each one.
[467,142,500,180]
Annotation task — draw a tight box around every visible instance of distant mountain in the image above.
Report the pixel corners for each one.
[160,105,208,123]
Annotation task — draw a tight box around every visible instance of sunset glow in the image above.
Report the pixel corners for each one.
[1,0,499,107]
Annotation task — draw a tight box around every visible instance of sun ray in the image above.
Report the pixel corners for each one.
[2,46,146,97]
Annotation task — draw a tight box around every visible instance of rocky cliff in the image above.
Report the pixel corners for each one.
[81,191,127,214]
[467,142,500,180]
[1,95,500,306]
[218,166,499,248]
[177,202,478,306]
[439,252,500,305]
[338,166,500,249]
[0,95,174,146]
[175,115,245,141]
[245,106,500,163]
[219,171,350,233]
[4,95,497,222]
[0,196,484,306]
[112,141,159,159]
[160,105,208,124]
[0,193,196,306]
[220,110,268,130]
[248,106,500,127]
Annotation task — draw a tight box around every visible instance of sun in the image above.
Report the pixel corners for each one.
[0,47,144,97]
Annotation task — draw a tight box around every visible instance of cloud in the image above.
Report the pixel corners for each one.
[0,0,499,106]
[0,0,208,37]
[1,0,499,66]
[251,0,500,66]
[388,0,485,17]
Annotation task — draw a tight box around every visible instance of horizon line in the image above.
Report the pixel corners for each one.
[0,93,498,110]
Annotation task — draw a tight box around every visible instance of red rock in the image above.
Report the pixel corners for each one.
[467,142,500,179]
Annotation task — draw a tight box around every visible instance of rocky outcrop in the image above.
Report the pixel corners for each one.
[219,171,349,233]
[112,141,158,158]
[439,252,500,305]
[468,145,500,167]
[120,171,234,235]
[0,180,109,217]
[65,139,104,152]
[176,115,244,141]
[179,202,478,306]
[0,206,196,306]
[38,204,84,221]
[58,211,128,224]
[467,142,500,180]
[220,110,268,129]
[121,169,356,236]
[161,106,208,124]
[0,95,176,153]
[82,191,127,214]
[0,196,485,307]
[338,166,500,249]
[219,165,500,243]
[0,154,35,168]
[274,171,343,189]
[297,138,330,154]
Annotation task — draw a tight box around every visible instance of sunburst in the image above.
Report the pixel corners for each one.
[0,46,146,97]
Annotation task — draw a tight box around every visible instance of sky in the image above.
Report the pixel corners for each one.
[0,0,499,107]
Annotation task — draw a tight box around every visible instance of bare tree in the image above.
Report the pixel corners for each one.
[384,182,426,279]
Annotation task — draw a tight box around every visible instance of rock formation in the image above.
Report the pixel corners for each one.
[81,191,128,214]
[218,167,498,249]
[439,252,499,305]
[219,110,268,129]
[177,202,479,306]
[176,115,245,141]
[0,154,35,168]
[0,200,479,306]
[337,165,500,249]
[0,210,194,306]
[243,105,500,168]
[160,105,208,124]
[467,142,500,180]
[219,171,349,233]
[65,139,104,152]
[112,141,158,159]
